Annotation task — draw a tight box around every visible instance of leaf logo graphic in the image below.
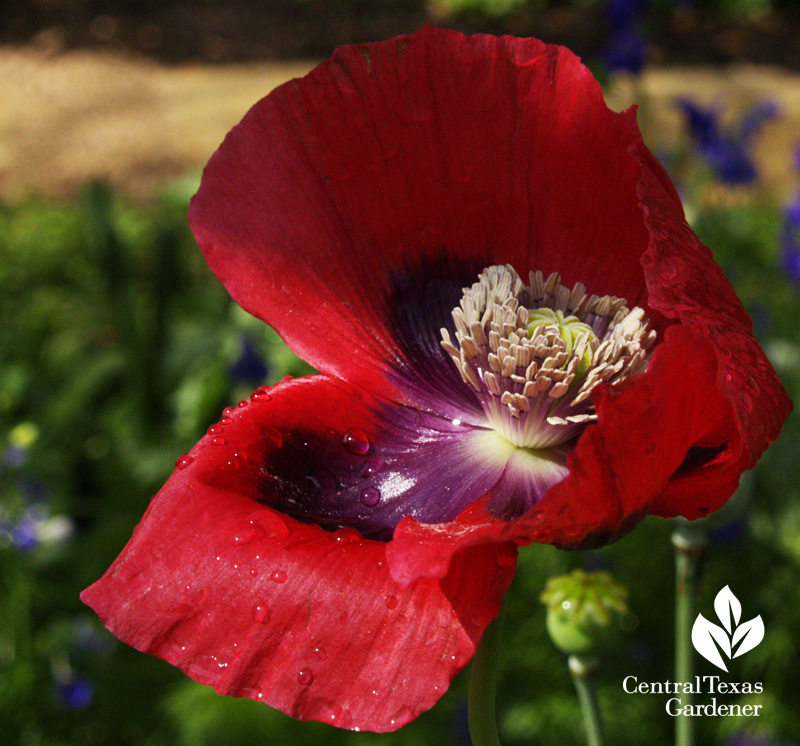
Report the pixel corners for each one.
[691,586,764,672]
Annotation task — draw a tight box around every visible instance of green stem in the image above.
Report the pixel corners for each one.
[672,527,706,746]
[468,599,506,746]
[568,656,604,746]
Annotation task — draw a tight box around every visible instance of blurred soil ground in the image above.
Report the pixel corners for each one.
[1,45,799,201]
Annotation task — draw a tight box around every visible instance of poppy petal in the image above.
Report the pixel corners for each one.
[386,325,740,583]
[193,377,506,538]
[81,378,516,732]
[189,27,653,410]
[635,143,793,485]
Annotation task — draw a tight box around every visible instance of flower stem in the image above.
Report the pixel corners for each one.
[468,599,506,746]
[568,655,604,746]
[672,526,707,746]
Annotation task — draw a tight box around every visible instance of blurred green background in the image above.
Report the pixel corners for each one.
[2,1,800,745]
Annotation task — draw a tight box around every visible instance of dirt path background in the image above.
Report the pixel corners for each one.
[1,46,798,201]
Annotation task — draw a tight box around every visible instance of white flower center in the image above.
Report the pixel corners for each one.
[440,265,656,449]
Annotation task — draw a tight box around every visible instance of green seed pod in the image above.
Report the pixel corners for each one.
[541,569,629,657]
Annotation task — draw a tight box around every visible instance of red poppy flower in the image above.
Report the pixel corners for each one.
[81,27,791,733]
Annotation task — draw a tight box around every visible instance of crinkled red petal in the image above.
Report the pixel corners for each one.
[81,377,515,732]
[386,325,741,584]
[189,26,652,408]
[633,142,793,512]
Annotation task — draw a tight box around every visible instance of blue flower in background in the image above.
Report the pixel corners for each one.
[781,195,800,285]
[55,675,94,711]
[607,0,647,26]
[605,23,648,75]
[11,515,40,552]
[675,98,779,185]
[605,0,649,75]
[2,445,28,468]
[228,336,268,383]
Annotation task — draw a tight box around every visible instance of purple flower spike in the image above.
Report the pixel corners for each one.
[675,98,779,186]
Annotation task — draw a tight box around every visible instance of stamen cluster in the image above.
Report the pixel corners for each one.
[441,265,656,449]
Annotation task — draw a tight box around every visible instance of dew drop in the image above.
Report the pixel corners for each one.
[248,511,290,539]
[361,458,384,478]
[220,416,233,425]
[385,595,399,610]
[271,569,287,584]
[342,429,370,455]
[360,486,381,507]
[333,527,360,543]
[389,706,415,726]
[231,526,258,546]
[297,668,313,686]
[253,604,269,623]
[223,407,235,417]
[253,388,272,402]
[175,454,194,470]
[313,646,328,661]
[207,424,223,435]
[238,399,249,408]
[211,436,226,446]
[318,701,342,724]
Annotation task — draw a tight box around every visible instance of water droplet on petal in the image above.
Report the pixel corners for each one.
[211,436,226,446]
[231,526,258,546]
[248,511,290,540]
[220,416,233,425]
[271,569,287,584]
[223,407,235,417]
[385,595,399,610]
[175,454,194,470]
[390,706,415,726]
[318,701,342,723]
[333,527,360,543]
[361,458,384,477]
[297,668,313,686]
[208,424,223,435]
[342,429,370,455]
[253,388,272,402]
[238,399,249,408]
[313,647,327,661]
[360,487,381,507]
[253,604,269,623]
